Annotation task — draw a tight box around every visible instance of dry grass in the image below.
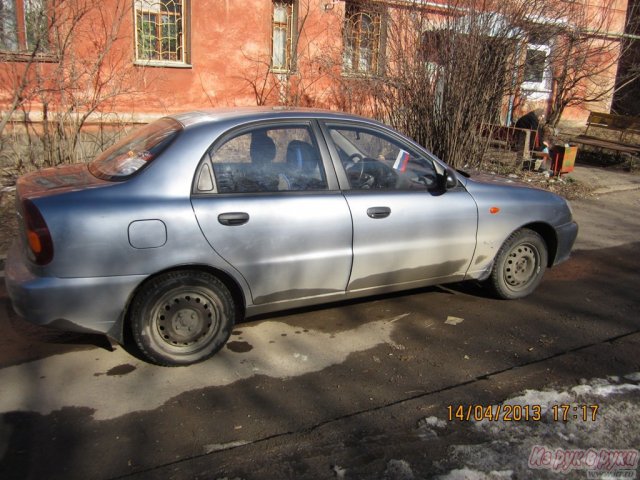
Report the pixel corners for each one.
[0,188,17,254]
[519,171,594,200]
[479,148,595,200]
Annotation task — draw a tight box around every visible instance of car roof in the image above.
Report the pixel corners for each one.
[167,107,381,129]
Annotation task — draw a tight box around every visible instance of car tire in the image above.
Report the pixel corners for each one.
[130,270,235,366]
[488,228,548,300]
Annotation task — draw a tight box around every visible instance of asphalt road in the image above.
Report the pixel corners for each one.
[0,188,639,480]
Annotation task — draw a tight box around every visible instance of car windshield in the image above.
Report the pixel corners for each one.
[89,118,182,181]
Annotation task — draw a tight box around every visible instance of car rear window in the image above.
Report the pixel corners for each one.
[89,118,182,181]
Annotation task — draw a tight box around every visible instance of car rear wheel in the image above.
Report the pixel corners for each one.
[130,271,235,366]
[488,228,548,300]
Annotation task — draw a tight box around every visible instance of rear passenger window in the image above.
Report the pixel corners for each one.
[210,126,328,193]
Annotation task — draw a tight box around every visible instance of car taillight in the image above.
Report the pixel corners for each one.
[22,199,54,265]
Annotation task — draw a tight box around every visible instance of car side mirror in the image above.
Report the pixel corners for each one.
[439,167,458,190]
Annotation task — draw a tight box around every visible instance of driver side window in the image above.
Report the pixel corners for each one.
[327,126,438,191]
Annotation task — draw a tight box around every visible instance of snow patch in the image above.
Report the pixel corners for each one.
[572,383,640,397]
[332,464,347,479]
[204,440,251,453]
[506,389,572,410]
[445,316,465,326]
[624,372,640,382]
[417,416,448,439]
[384,459,415,480]
[436,467,514,479]
[439,373,640,478]
[420,416,447,429]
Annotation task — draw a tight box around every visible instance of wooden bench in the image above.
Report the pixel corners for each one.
[571,112,640,156]
[584,112,640,140]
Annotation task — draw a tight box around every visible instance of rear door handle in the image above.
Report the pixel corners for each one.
[366,206,391,219]
[218,212,250,226]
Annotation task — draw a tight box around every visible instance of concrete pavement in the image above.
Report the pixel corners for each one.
[567,164,640,195]
[0,165,639,480]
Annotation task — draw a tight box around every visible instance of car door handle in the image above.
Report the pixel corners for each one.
[218,212,250,226]
[366,207,391,219]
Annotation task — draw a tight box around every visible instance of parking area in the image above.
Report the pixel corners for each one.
[0,174,639,480]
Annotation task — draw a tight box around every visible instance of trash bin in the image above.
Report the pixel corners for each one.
[550,145,577,176]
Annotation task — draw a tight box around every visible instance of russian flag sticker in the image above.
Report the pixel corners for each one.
[393,150,411,172]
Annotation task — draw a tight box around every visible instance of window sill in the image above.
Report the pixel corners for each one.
[341,70,383,79]
[0,51,58,63]
[134,60,193,69]
[521,87,552,101]
[270,68,298,75]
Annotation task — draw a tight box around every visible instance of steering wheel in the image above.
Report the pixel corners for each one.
[347,152,365,164]
[346,158,375,189]
[418,172,438,189]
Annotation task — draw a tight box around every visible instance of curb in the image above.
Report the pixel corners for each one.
[591,184,640,196]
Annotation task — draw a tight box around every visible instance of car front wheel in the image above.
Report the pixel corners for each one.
[130,270,235,366]
[489,228,548,300]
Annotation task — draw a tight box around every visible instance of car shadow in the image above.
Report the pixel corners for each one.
[243,281,497,328]
[1,289,114,368]
[1,278,495,369]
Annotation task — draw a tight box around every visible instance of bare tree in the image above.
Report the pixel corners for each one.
[236,0,351,109]
[541,0,640,126]
[348,0,564,168]
[318,0,630,168]
[612,0,640,115]
[0,0,144,170]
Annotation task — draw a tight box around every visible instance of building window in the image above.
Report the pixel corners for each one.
[271,0,297,72]
[521,31,552,100]
[134,0,189,65]
[0,0,48,53]
[524,48,547,83]
[343,2,383,75]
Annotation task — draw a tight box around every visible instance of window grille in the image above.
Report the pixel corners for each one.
[272,0,297,72]
[135,0,188,65]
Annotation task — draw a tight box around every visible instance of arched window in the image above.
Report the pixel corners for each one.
[272,0,297,72]
[343,3,383,75]
[135,0,189,65]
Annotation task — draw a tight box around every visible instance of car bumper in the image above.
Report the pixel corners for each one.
[5,242,145,338]
[553,221,579,266]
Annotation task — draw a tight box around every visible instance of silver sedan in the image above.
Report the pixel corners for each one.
[5,108,578,366]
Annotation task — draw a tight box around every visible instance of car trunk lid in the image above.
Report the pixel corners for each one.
[14,164,112,265]
[16,163,110,200]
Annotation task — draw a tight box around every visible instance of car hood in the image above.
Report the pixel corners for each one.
[463,171,539,190]
[17,163,110,199]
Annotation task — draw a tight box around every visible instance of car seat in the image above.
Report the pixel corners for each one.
[286,140,319,174]
[250,131,277,165]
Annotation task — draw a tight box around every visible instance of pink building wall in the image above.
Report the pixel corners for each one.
[0,0,631,129]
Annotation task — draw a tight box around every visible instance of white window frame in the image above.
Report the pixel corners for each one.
[521,41,552,101]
